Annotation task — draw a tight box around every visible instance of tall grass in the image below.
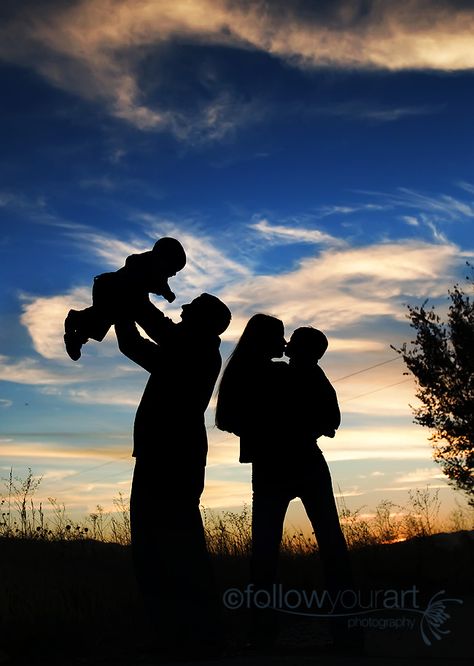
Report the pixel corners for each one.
[1,468,473,551]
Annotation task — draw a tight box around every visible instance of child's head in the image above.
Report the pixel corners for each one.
[151,237,186,277]
[140,237,186,295]
[285,326,328,363]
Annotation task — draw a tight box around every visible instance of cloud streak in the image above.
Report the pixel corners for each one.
[250,219,345,247]
[220,239,465,334]
[1,1,473,133]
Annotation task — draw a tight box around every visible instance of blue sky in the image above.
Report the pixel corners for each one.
[0,0,473,528]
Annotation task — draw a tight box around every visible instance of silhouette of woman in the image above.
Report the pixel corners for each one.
[216,314,354,649]
[216,314,286,462]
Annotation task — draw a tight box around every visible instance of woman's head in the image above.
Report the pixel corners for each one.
[215,314,285,433]
[234,314,286,361]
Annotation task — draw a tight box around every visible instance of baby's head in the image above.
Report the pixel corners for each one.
[285,327,328,364]
[141,237,186,297]
[151,237,186,277]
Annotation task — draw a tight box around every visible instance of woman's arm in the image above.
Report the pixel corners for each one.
[115,319,161,373]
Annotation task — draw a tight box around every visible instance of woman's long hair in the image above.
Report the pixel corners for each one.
[215,314,283,433]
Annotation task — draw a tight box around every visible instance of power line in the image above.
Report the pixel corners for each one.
[45,455,132,497]
[333,356,402,382]
[60,455,131,482]
[341,378,412,403]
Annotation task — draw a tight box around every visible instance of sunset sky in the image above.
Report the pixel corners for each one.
[1,0,473,529]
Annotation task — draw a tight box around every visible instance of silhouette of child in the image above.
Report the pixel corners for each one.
[285,326,341,442]
[64,237,186,360]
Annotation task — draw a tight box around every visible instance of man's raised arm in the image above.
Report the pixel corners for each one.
[135,298,175,345]
[115,319,161,373]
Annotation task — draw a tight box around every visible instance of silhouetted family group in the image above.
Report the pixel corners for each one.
[65,238,358,658]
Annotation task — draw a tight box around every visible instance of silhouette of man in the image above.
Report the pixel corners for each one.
[115,293,231,656]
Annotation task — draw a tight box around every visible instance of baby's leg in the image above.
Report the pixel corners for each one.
[64,309,90,361]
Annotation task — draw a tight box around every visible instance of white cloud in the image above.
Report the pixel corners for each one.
[363,187,474,222]
[67,387,141,407]
[317,203,387,218]
[219,238,464,334]
[0,398,13,408]
[60,231,150,269]
[394,467,446,484]
[0,355,80,386]
[20,287,90,360]
[401,215,419,227]
[321,426,434,462]
[0,440,127,461]
[141,219,251,295]
[458,181,474,195]
[250,219,345,247]
[326,338,387,353]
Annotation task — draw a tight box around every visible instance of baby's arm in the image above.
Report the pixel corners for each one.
[153,281,176,303]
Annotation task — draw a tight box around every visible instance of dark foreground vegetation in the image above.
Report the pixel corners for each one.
[1,472,473,664]
[0,528,472,664]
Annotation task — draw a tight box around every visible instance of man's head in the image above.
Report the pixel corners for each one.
[180,293,231,336]
[285,326,328,363]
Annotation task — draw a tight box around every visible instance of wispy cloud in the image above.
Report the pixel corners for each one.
[1,1,473,134]
[394,467,446,484]
[359,186,474,222]
[360,105,442,122]
[0,352,137,386]
[220,239,464,334]
[317,203,387,218]
[458,181,474,195]
[401,215,419,227]
[250,218,345,247]
[315,102,443,123]
[137,216,251,296]
[20,287,91,360]
[67,387,141,408]
[0,355,79,386]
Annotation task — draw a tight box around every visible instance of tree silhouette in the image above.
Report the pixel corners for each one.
[393,265,473,506]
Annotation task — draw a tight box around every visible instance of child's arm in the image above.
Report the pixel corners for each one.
[115,319,161,373]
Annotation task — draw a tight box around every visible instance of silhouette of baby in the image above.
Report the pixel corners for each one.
[64,237,186,361]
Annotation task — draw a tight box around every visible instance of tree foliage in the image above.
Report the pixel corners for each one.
[393,266,474,506]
